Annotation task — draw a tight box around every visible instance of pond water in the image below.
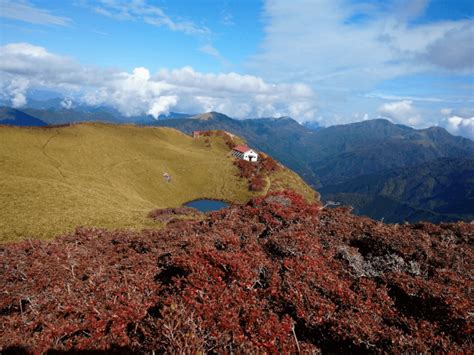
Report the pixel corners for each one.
[184,199,229,212]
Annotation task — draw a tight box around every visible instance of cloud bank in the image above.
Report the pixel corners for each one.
[0,43,317,119]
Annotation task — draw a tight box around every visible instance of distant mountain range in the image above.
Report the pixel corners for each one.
[0,101,177,126]
[1,106,473,223]
[147,112,474,223]
[0,107,48,127]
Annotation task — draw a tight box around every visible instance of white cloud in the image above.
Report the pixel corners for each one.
[0,43,317,119]
[61,98,73,109]
[440,108,453,116]
[439,108,474,139]
[366,93,474,103]
[89,0,209,36]
[147,96,178,117]
[421,23,474,71]
[250,0,473,88]
[7,77,29,107]
[353,112,370,121]
[378,100,423,127]
[441,116,474,139]
[246,0,473,133]
[88,0,227,64]
[221,9,235,26]
[199,44,231,67]
[0,0,71,26]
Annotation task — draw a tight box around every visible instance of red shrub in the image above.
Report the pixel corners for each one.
[0,190,472,353]
[250,175,265,191]
[233,153,280,192]
[234,159,257,179]
[215,130,236,149]
[147,207,200,222]
[260,156,279,173]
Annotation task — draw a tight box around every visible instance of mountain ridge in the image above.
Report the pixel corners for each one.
[0,107,48,127]
[2,106,472,223]
[147,112,474,222]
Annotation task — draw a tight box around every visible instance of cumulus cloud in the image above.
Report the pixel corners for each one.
[0,0,72,26]
[378,100,423,127]
[7,77,29,107]
[441,116,474,139]
[0,43,317,119]
[147,96,178,117]
[439,108,474,139]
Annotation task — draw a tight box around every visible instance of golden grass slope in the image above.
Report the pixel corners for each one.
[0,123,316,242]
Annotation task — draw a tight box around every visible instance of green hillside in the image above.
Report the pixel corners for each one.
[0,123,316,242]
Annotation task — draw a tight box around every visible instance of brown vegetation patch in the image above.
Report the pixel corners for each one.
[0,191,472,353]
[234,155,280,192]
[147,207,200,223]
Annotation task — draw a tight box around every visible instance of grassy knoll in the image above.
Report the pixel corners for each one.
[0,123,315,242]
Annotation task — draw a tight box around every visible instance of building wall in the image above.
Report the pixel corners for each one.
[243,152,258,162]
[232,149,258,162]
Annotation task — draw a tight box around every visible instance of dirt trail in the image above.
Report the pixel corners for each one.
[41,130,66,179]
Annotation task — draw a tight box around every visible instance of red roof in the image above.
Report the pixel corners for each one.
[233,145,251,153]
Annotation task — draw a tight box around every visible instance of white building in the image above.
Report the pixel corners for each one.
[232,145,259,162]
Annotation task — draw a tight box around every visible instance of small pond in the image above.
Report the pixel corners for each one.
[184,199,229,212]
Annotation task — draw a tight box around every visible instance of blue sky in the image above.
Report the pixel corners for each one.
[0,0,473,138]
[0,1,264,72]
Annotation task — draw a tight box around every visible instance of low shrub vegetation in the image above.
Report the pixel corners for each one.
[234,155,281,192]
[1,190,472,353]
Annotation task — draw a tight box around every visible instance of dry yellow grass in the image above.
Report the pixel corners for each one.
[0,123,316,242]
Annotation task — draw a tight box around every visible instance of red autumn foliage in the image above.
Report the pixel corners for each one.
[260,155,279,173]
[234,155,280,192]
[197,130,236,149]
[147,207,199,222]
[0,190,472,353]
[250,175,266,192]
[214,130,237,149]
[234,159,258,179]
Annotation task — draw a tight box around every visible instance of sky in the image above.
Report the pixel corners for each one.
[0,0,473,138]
